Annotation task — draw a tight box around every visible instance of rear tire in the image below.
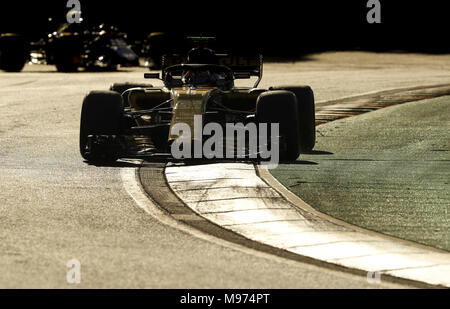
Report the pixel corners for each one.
[80,91,124,162]
[55,60,80,73]
[271,86,315,152]
[256,90,301,161]
[0,34,28,72]
[50,36,82,72]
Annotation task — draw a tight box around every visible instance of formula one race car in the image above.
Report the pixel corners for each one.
[0,23,139,72]
[80,48,315,163]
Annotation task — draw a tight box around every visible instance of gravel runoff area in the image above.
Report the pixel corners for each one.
[271,96,450,251]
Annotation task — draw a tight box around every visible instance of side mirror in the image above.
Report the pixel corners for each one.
[234,72,251,79]
[144,73,160,79]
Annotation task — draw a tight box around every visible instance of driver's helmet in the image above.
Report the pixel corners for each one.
[196,70,215,85]
[187,47,217,64]
[182,69,217,86]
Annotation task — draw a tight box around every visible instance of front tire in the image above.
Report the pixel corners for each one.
[80,91,124,162]
[50,36,82,72]
[0,34,28,72]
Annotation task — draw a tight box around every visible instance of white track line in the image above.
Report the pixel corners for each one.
[119,166,330,270]
[165,163,450,287]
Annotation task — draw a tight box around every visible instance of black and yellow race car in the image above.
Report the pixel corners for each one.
[80,48,315,163]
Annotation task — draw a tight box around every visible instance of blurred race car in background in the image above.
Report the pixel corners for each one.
[0,23,139,72]
[140,32,169,70]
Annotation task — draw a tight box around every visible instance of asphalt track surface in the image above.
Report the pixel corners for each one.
[1,52,449,288]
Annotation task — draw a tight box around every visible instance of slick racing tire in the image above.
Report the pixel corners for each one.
[55,55,80,72]
[80,91,124,162]
[51,36,82,72]
[110,83,154,107]
[0,34,28,72]
[271,86,315,152]
[256,90,301,161]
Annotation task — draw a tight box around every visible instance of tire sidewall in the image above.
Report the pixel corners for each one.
[271,86,315,152]
[79,91,124,161]
[256,90,301,161]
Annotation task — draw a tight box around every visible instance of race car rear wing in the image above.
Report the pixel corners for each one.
[161,54,263,87]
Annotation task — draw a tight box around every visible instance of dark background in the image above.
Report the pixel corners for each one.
[0,0,448,55]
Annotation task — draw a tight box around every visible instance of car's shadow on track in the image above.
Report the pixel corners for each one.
[274,149,333,166]
[276,149,334,166]
[23,68,141,74]
[82,149,333,168]
[284,160,319,165]
[143,157,321,167]
[301,150,334,155]
[83,160,143,168]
